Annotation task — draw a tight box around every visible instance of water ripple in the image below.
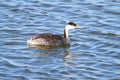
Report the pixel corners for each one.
[0,0,120,80]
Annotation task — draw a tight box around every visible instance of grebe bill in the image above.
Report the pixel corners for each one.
[27,22,83,46]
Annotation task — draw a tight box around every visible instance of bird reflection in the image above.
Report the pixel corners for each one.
[28,44,70,51]
[28,45,73,60]
[64,49,73,59]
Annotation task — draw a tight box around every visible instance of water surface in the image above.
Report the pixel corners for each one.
[0,0,120,80]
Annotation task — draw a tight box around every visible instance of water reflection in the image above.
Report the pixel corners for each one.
[28,44,70,51]
[64,49,73,59]
[28,45,73,60]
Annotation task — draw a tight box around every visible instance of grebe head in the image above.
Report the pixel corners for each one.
[65,22,83,30]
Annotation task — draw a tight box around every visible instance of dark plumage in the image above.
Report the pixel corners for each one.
[68,22,76,26]
[32,33,63,41]
[28,33,65,46]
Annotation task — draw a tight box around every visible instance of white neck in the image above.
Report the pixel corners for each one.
[64,29,69,39]
[64,25,74,38]
[64,28,70,44]
[64,24,75,44]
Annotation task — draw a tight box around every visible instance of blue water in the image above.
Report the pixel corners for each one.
[0,0,120,80]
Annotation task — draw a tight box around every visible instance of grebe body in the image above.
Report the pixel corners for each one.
[27,22,83,46]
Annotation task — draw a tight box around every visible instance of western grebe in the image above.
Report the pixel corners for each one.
[27,22,83,47]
